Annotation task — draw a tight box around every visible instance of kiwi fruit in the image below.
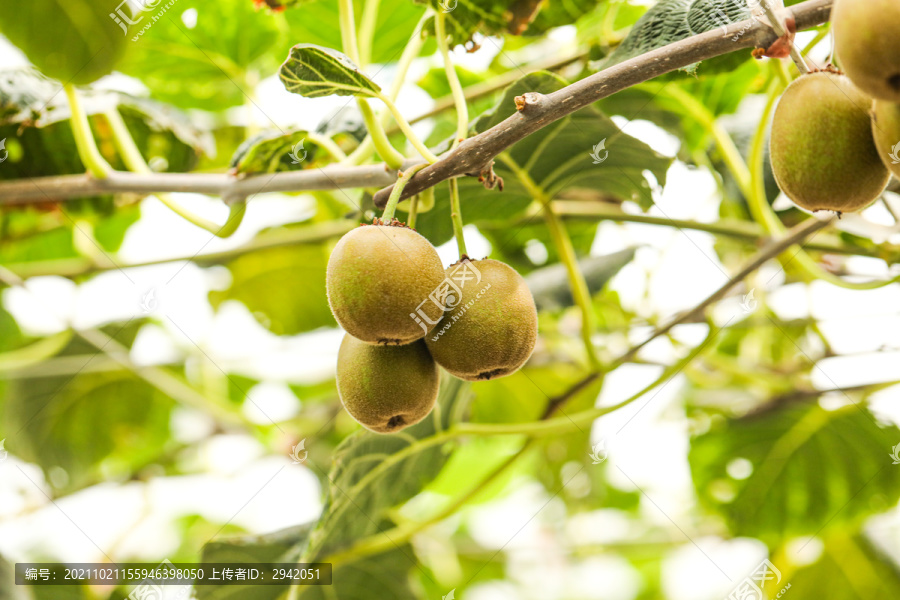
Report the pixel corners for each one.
[336,334,439,433]
[770,71,890,213]
[326,223,446,345]
[833,0,900,102]
[425,259,537,381]
[872,100,900,179]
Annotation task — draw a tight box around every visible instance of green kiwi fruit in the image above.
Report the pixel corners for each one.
[326,223,446,345]
[872,100,900,179]
[425,259,537,381]
[336,334,439,433]
[770,71,890,213]
[833,0,900,102]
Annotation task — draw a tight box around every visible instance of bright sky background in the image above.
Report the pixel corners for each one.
[2,21,900,600]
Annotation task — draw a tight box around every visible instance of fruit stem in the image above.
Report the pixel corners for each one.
[305,131,348,162]
[407,193,419,228]
[435,10,468,149]
[381,163,428,222]
[496,152,601,372]
[342,12,430,166]
[375,92,439,163]
[104,107,246,238]
[64,84,112,180]
[357,0,381,67]
[357,97,405,169]
[542,202,603,372]
[760,0,810,74]
[337,0,361,64]
[448,177,468,257]
[653,84,753,200]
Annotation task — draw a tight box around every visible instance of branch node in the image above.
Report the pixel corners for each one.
[754,14,797,59]
[514,92,545,113]
[477,163,503,191]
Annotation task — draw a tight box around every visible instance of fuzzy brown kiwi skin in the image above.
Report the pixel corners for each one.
[326,223,446,345]
[872,100,900,179]
[833,0,900,102]
[770,71,890,214]
[336,335,439,434]
[425,259,537,382]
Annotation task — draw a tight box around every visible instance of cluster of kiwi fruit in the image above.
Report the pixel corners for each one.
[769,0,900,214]
[327,219,538,433]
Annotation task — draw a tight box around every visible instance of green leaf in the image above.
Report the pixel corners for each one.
[0,69,213,183]
[414,72,672,246]
[228,129,355,175]
[787,532,900,598]
[299,549,418,600]
[525,248,637,310]
[0,0,126,84]
[208,243,336,336]
[603,0,752,68]
[280,45,381,98]
[690,402,900,544]
[305,377,467,558]
[199,524,419,600]
[198,525,309,600]
[118,0,281,110]
[284,0,431,65]
[0,321,174,494]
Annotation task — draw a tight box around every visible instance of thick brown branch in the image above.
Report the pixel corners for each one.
[372,0,832,208]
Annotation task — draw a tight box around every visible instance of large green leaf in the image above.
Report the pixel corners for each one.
[197,379,468,600]
[198,525,309,600]
[208,242,336,336]
[525,248,637,309]
[118,0,280,110]
[417,0,591,46]
[603,0,751,68]
[414,72,672,246]
[199,523,417,600]
[304,377,467,558]
[0,0,126,84]
[0,322,174,494]
[787,532,900,598]
[0,69,213,182]
[280,45,382,98]
[690,402,900,544]
[283,0,431,65]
